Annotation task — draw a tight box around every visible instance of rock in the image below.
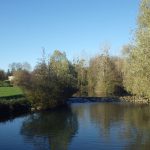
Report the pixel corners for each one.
[31,107,35,112]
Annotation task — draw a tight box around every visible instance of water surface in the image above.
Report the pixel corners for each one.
[0,102,150,150]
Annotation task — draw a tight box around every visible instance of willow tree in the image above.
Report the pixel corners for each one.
[124,0,150,97]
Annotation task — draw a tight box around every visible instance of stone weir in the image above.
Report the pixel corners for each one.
[67,97,121,103]
[67,96,150,104]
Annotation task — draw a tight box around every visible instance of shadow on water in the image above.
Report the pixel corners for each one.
[0,111,29,123]
[20,105,78,150]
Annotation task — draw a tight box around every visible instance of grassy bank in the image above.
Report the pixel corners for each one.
[0,87,31,114]
[0,87,23,97]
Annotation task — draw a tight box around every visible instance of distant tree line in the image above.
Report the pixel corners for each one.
[8,48,126,110]
[75,47,125,97]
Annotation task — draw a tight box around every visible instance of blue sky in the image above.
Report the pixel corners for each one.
[0,0,140,70]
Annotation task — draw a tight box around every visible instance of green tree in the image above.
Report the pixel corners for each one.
[13,70,31,87]
[0,70,6,81]
[88,48,123,97]
[9,62,31,73]
[94,54,117,96]
[88,56,102,96]
[123,0,150,98]
[49,50,77,100]
[15,50,77,109]
[74,58,88,96]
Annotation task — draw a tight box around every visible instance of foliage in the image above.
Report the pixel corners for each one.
[123,0,150,98]
[0,70,6,81]
[9,62,31,73]
[73,59,88,96]
[15,50,77,109]
[13,70,31,87]
[88,49,124,97]
[0,80,12,87]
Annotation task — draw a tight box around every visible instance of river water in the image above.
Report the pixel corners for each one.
[0,102,150,150]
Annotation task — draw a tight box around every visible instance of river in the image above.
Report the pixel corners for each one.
[0,102,150,150]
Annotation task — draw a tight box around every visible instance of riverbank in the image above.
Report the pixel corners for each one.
[0,86,31,114]
[1,95,149,115]
[119,96,150,104]
[0,97,31,114]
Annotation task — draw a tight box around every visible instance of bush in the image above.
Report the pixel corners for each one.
[0,80,12,87]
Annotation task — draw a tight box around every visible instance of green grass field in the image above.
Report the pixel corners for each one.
[0,87,23,97]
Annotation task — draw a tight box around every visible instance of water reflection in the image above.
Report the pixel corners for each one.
[0,112,28,123]
[89,103,150,150]
[21,106,78,150]
[1,102,150,150]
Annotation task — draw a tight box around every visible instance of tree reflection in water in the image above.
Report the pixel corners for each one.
[89,103,150,150]
[20,106,78,150]
[20,103,150,150]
